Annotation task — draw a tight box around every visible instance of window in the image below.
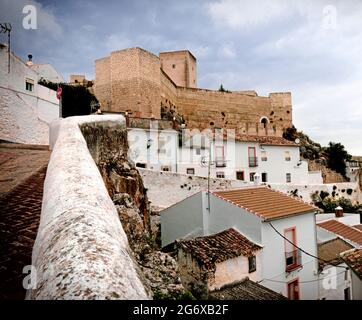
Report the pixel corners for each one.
[215,146,226,167]
[286,173,291,183]
[261,151,267,161]
[187,168,195,175]
[172,64,176,69]
[136,163,147,168]
[250,172,256,182]
[216,172,225,178]
[287,279,300,300]
[261,172,267,183]
[260,117,269,129]
[25,78,34,92]
[161,166,171,172]
[344,287,351,300]
[285,151,291,161]
[248,255,256,273]
[248,147,258,167]
[236,171,244,181]
[284,227,301,272]
[195,148,201,155]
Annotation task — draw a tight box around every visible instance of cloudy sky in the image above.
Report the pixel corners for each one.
[1,0,361,155]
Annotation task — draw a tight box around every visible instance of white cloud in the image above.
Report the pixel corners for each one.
[206,0,291,29]
[105,34,131,52]
[218,42,236,58]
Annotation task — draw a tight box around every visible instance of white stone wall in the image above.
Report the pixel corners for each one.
[0,45,59,145]
[27,115,149,300]
[318,264,351,300]
[139,169,360,210]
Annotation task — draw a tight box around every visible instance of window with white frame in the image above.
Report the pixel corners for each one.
[187,168,195,175]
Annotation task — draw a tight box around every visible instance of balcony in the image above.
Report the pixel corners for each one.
[215,157,227,167]
[285,249,302,272]
[248,156,258,167]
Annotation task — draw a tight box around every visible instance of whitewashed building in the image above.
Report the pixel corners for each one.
[127,125,322,185]
[161,186,321,299]
[0,44,60,145]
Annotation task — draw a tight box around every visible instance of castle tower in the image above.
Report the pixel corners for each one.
[160,50,197,88]
[95,48,161,118]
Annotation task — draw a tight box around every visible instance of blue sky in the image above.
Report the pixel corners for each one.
[1,0,362,155]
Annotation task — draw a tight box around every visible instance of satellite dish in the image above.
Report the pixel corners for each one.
[295,138,300,144]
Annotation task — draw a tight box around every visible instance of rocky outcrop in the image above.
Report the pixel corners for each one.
[81,119,186,299]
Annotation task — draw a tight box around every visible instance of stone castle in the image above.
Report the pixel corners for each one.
[94,48,292,137]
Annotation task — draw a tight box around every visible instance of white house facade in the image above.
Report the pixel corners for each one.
[161,186,321,299]
[0,44,60,145]
[127,126,322,185]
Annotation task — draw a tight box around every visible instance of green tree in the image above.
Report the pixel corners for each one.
[219,84,226,92]
[323,142,351,177]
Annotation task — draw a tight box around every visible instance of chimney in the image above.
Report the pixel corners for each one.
[335,206,343,218]
[26,54,33,66]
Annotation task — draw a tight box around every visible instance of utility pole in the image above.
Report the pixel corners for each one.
[0,23,12,73]
[201,137,215,212]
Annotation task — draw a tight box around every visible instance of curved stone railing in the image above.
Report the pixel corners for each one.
[27,115,149,299]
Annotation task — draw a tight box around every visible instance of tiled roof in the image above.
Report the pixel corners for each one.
[233,134,298,146]
[341,249,362,280]
[213,187,318,221]
[177,228,261,270]
[353,224,362,232]
[317,238,353,268]
[208,278,287,300]
[317,220,362,246]
[185,130,298,146]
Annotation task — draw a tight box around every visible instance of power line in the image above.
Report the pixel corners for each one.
[268,222,348,270]
[260,270,346,284]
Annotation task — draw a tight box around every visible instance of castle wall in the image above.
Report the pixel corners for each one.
[94,47,292,136]
[94,56,111,110]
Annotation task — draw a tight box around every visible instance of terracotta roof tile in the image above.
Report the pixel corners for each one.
[233,134,298,146]
[213,187,318,221]
[317,238,353,268]
[341,249,362,279]
[353,224,362,232]
[317,220,362,246]
[177,228,261,270]
[208,278,287,300]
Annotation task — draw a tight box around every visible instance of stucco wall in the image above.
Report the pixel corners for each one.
[161,192,204,247]
[318,264,351,300]
[211,252,262,291]
[139,169,360,210]
[27,115,149,299]
[0,45,59,145]
[260,213,319,299]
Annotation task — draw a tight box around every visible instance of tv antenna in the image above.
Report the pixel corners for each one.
[0,23,12,73]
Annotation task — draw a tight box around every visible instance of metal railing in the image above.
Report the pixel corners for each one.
[285,249,302,272]
[215,157,227,167]
[248,156,258,167]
